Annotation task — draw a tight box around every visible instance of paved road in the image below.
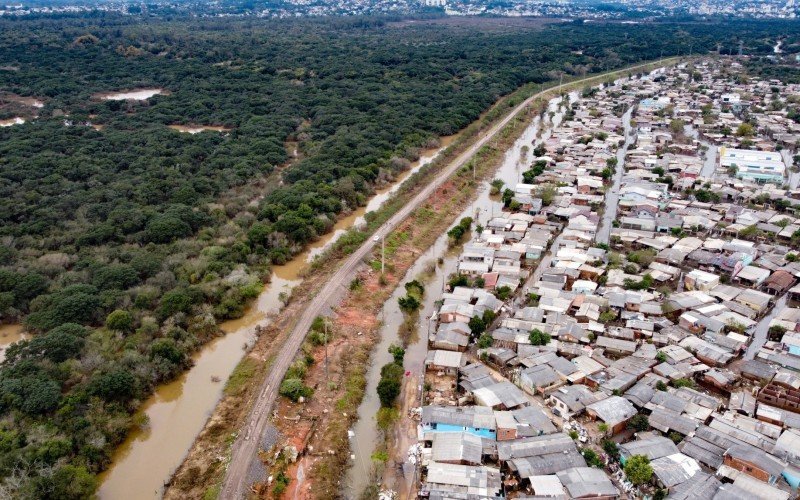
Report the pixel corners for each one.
[220,61,673,499]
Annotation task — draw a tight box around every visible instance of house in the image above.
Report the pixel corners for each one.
[519,364,562,396]
[650,453,701,491]
[722,444,786,484]
[684,269,720,292]
[431,432,483,466]
[764,270,795,295]
[473,381,529,410]
[619,436,680,465]
[528,475,565,498]
[494,411,517,442]
[547,385,602,420]
[595,336,637,356]
[585,396,637,435]
[432,322,470,351]
[556,467,619,499]
[425,462,503,498]
[782,331,800,356]
[425,350,466,376]
[421,406,496,440]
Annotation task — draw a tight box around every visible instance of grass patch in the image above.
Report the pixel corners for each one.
[223,357,260,397]
[203,483,221,500]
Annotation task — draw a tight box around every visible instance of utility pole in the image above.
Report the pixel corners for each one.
[324,319,328,381]
[381,234,385,275]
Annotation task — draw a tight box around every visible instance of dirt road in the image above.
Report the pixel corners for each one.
[220,60,677,499]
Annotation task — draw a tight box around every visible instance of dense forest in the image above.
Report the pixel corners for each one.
[0,12,795,497]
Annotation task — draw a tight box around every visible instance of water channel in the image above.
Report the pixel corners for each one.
[344,91,577,497]
[97,137,455,499]
[595,106,634,245]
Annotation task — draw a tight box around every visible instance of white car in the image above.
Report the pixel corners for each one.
[373,235,380,242]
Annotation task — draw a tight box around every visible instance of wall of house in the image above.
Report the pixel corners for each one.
[723,455,773,483]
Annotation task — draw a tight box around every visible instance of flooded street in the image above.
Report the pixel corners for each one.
[685,125,718,179]
[782,149,799,189]
[745,293,788,361]
[98,136,456,499]
[596,106,634,244]
[344,92,575,498]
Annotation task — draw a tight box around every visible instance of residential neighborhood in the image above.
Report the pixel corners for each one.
[405,59,800,499]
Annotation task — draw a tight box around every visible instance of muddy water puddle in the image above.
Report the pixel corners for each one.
[0,324,27,363]
[168,124,232,134]
[97,88,165,101]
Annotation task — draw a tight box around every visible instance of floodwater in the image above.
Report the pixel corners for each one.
[685,125,718,179]
[782,149,799,190]
[596,106,634,245]
[0,324,27,363]
[0,117,24,127]
[98,136,456,499]
[745,293,788,361]
[98,89,164,101]
[344,92,576,497]
[168,125,232,134]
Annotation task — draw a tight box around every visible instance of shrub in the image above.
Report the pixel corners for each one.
[106,309,134,333]
[602,439,619,459]
[628,414,650,432]
[279,378,313,402]
[582,448,604,468]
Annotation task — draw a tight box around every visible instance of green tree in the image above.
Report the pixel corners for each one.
[92,264,140,291]
[469,315,486,336]
[624,455,654,485]
[529,329,551,346]
[736,122,755,137]
[106,309,134,333]
[159,288,196,319]
[31,465,97,500]
[628,414,650,432]
[90,369,138,402]
[5,325,85,365]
